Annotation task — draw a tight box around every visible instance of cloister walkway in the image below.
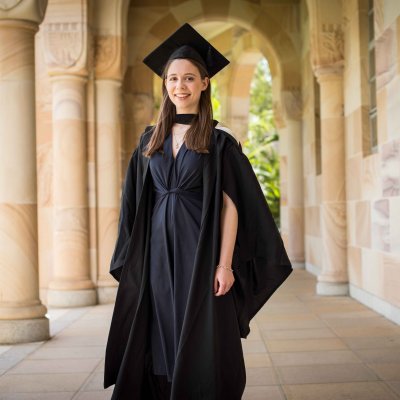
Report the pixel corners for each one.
[0,269,400,400]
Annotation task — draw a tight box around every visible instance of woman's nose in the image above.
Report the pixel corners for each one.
[176,79,186,88]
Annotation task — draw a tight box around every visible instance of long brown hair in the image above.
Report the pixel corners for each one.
[143,58,213,157]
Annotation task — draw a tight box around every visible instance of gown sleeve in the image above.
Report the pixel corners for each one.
[109,126,154,282]
[109,146,140,281]
[222,138,293,338]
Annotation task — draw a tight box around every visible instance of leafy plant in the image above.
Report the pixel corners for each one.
[210,59,280,225]
[243,132,280,226]
[211,80,221,121]
[242,59,281,226]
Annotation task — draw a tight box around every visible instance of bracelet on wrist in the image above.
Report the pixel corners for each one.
[216,264,233,272]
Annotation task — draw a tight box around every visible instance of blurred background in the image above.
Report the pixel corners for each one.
[0,0,399,345]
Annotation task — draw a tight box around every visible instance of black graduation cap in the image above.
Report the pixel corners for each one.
[143,23,230,78]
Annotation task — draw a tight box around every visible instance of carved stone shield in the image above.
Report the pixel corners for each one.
[0,0,23,11]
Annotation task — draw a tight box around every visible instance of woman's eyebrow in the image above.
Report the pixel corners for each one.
[167,72,197,77]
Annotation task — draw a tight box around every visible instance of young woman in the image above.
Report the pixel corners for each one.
[104,23,292,400]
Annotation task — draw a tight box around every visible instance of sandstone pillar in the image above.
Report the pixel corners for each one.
[95,79,122,303]
[47,75,96,307]
[279,89,305,268]
[0,0,49,343]
[43,0,95,307]
[308,0,347,295]
[316,67,348,295]
[286,118,305,268]
[92,15,126,302]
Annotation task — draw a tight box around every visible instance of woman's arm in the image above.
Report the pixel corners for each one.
[214,191,238,296]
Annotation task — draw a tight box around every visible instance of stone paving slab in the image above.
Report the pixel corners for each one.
[0,269,399,400]
[269,349,362,366]
[282,382,400,400]
[0,393,75,400]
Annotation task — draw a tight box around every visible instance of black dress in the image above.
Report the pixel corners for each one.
[149,132,204,382]
[104,126,293,400]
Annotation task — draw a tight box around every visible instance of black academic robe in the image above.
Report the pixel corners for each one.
[104,125,293,400]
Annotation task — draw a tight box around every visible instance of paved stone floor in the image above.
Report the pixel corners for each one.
[1,269,400,399]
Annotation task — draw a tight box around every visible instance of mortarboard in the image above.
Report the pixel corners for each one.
[143,23,230,78]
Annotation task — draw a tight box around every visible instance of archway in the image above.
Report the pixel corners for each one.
[122,0,304,265]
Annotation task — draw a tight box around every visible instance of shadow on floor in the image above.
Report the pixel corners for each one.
[0,269,400,399]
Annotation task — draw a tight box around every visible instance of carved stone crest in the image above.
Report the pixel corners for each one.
[321,23,344,65]
[281,88,303,121]
[0,0,22,10]
[43,22,85,70]
[94,35,124,79]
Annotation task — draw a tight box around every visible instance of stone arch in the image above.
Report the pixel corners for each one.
[123,1,304,265]
[125,1,300,133]
[226,46,263,141]
[129,4,298,89]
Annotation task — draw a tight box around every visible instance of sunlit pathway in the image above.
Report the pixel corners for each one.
[0,269,400,400]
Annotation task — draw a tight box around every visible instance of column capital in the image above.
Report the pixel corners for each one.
[94,35,125,81]
[42,0,89,77]
[280,87,303,121]
[307,0,344,75]
[0,0,47,25]
[314,63,344,82]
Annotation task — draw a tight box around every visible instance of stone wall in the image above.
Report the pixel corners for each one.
[343,0,400,322]
[302,0,400,323]
[301,0,323,276]
[2,0,400,344]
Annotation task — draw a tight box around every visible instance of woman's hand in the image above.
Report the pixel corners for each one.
[214,267,235,296]
[215,192,237,296]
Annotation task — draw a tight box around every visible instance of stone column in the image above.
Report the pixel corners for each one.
[43,1,95,307]
[47,75,96,307]
[316,67,348,295]
[308,0,348,295]
[0,0,49,343]
[286,118,305,268]
[92,23,126,303]
[95,78,122,303]
[280,89,305,268]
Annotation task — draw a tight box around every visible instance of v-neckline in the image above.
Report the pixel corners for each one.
[171,133,185,161]
[172,140,185,160]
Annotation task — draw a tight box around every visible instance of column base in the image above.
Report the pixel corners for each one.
[47,289,97,308]
[292,262,305,269]
[316,281,349,296]
[0,317,49,344]
[97,286,117,304]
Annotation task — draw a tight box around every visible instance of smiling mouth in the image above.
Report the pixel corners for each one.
[175,94,190,99]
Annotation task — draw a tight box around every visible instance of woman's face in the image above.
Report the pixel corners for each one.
[165,59,209,114]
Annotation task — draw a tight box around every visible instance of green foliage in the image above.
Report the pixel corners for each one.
[242,58,281,226]
[211,80,221,121]
[243,132,280,227]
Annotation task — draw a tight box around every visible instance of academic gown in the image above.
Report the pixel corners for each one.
[104,124,293,400]
[149,132,204,381]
